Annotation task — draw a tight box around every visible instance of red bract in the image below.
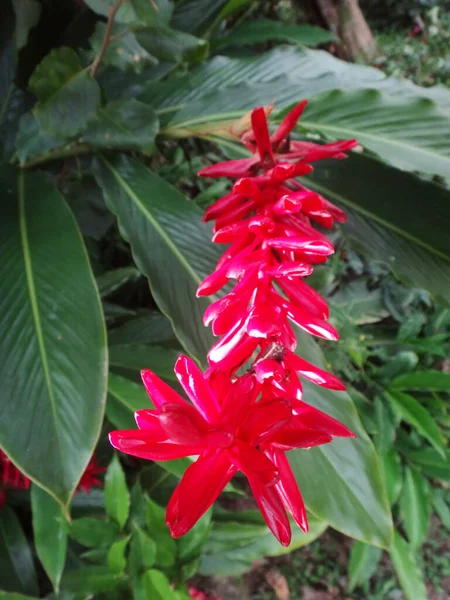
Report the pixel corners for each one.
[0,449,104,507]
[110,99,356,546]
[110,357,353,546]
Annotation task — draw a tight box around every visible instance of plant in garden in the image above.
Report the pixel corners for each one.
[110,101,356,546]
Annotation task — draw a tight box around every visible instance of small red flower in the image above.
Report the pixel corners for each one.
[0,449,104,507]
[109,357,353,546]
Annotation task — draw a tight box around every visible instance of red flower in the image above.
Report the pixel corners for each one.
[109,357,353,546]
[0,449,103,507]
[110,99,356,546]
[77,457,105,494]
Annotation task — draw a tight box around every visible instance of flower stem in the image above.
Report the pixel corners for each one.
[89,0,129,78]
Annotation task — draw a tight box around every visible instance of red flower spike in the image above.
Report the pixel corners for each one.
[110,98,356,546]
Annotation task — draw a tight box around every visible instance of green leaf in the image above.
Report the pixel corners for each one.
[200,514,326,576]
[15,112,62,165]
[96,267,139,297]
[131,0,172,25]
[107,536,130,573]
[138,569,178,600]
[105,455,130,529]
[0,87,30,161]
[348,541,382,591]
[129,526,156,577]
[107,372,153,430]
[399,467,431,549]
[11,0,41,50]
[298,88,450,179]
[377,351,418,381]
[109,344,179,379]
[31,485,67,591]
[69,517,120,548]
[304,153,450,305]
[88,22,157,74]
[379,449,403,507]
[387,391,446,457]
[136,25,208,65]
[289,334,393,548]
[407,448,450,482]
[29,48,100,138]
[0,506,38,596]
[212,20,335,50]
[0,594,39,600]
[83,0,139,23]
[330,280,388,325]
[146,498,177,567]
[108,311,177,347]
[61,566,125,595]
[81,99,159,153]
[0,167,107,506]
[171,0,233,35]
[432,488,450,531]
[390,531,427,600]
[374,397,396,455]
[390,370,450,392]
[93,154,221,362]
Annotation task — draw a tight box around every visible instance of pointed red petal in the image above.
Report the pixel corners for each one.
[271,100,308,145]
[230,440,279,486]
[198,157,259,178]
[140,370,185,410]
[247,473,291,546]
[203,192,244,222]
[109,430,202,460]
[166,450,236,537]
[175,355,220,422]
[271,450,308,532]
[292,403,355,438]
[251,106,275,168]
[284,350,346,391]
[135,409,163,431]
[239,397,292,444]
[159,402,208,445]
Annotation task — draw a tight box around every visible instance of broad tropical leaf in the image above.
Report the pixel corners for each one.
[109,344,180,379]
[0,167,107,506]
[399,467,431,549]
[107,372,152,430]
[212,20,336,50]
[390,531,427,600]
[31,485,67,592]
[93,154,221,362]
[0,506,38,595]
[348,541,382,591]
[200,513,327,576]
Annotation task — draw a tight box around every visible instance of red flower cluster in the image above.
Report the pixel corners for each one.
[0,450,104,507]
[110,100,357,546]
[188,586,223,600]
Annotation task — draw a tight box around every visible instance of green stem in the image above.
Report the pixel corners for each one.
[20,143,92,169]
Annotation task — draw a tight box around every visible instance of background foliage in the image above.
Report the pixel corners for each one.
[0,0,449,598]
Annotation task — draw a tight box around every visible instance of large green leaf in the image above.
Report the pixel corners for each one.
[390,531,427,600]
[289,333,392,548]
[304,153,450,304]
[171,0,239,35]
[0,506,38,596]
[31,485,67,592]
[104,455,130,529]
[0,167,107,506]
[407,448,450,482]
[107,372,152,430]
[399,467,431,549]
[109,344,179,379]
[390,370,450,392]
[387,391,446,457]
[80,99,159,154]
[29,48,101,138]
[108,310,177,347]
[348,541,382,591]
[200,513,326,576]
[93,154,221,362]
[212,20,335,50]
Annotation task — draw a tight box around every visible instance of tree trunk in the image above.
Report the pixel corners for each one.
[301,0,377,63]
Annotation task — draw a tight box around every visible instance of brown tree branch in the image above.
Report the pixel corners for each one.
[89,0,129,78]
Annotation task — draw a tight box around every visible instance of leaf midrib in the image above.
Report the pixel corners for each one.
[18,171,63,468]
[303,178,450,263]
[101,157,203,286]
